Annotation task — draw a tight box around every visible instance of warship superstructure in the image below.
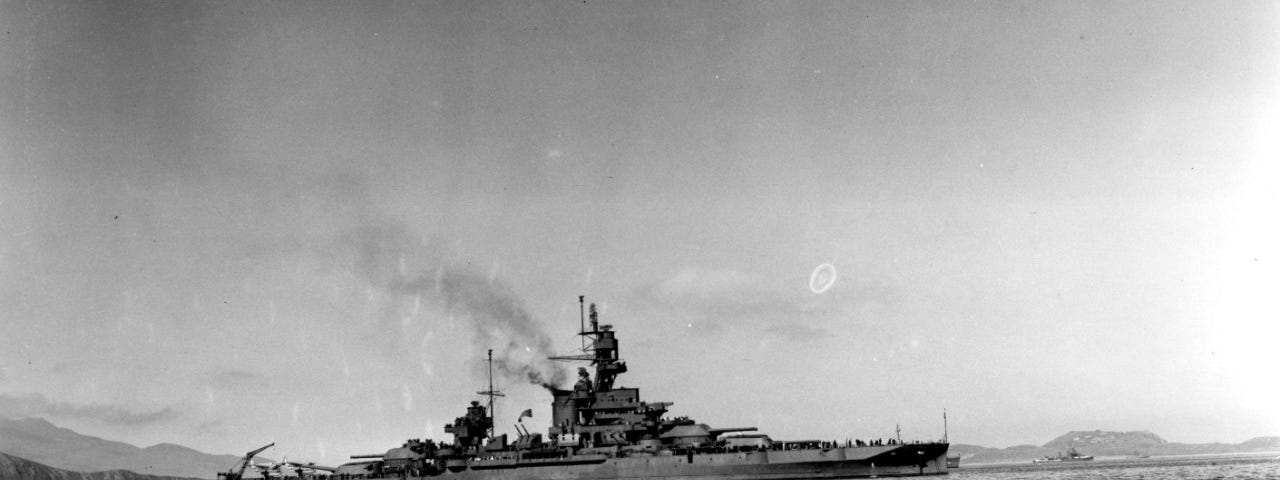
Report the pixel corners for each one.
[251,297,950,479]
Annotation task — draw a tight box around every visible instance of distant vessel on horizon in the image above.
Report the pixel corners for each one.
[1032,447,1094,463]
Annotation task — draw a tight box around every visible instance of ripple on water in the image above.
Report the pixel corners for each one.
[948,454,1280,480]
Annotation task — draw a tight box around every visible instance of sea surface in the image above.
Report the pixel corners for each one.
[950,454,1280,479]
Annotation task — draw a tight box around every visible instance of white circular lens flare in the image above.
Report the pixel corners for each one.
[809,263,837,294]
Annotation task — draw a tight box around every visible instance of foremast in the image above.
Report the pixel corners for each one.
[549,296,627,391]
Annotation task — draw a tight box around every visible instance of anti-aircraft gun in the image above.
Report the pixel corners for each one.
[218,442,274,480]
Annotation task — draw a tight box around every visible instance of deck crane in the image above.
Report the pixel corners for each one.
[218,442,275,480]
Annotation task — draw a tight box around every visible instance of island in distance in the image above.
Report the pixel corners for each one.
[950,430,1280,465]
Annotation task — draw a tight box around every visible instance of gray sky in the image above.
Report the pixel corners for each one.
[2,0,1277,466]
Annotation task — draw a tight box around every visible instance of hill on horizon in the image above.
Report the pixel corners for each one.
[1043,430,1169,454]
[951,430,1280,464]
[0,451,202,480]
[0,418,266,479]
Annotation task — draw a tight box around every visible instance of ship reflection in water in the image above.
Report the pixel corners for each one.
[222,297,951,480]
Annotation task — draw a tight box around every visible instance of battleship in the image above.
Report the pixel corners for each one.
[225,297,950,479]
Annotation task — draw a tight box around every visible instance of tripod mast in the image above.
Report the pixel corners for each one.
[476,349,504,438]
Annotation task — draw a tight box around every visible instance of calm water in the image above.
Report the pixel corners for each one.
[950,454,1280,479]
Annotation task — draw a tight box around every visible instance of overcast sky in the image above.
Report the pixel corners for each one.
[2,0,1277,467]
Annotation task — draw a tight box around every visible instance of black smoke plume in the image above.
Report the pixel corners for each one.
[341,221,567,390]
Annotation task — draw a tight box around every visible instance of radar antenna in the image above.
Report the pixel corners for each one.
[550,296,601,363]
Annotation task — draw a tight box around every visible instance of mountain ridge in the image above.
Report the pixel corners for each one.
[0,418,261,479]
[0,451,203,480]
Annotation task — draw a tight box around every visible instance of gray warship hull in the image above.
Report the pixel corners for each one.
[437,443,950,480]
[267,298,950,480]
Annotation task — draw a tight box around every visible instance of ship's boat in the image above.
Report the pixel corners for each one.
[290,298,951,479]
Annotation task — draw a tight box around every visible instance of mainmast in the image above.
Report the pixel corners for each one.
[943,409,948,443]
[476,349,504,438]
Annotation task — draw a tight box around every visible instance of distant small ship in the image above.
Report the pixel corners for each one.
[1032,447,1094,463]
[946,455,960,468]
